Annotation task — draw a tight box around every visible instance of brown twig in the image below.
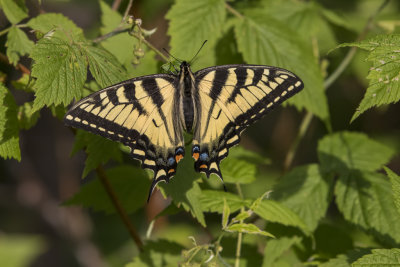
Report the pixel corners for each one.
[0,52,31,75]
[96,165,144,252]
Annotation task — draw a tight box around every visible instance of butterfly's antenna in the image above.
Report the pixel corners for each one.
[189,40,208,64]
[162,48,182,63]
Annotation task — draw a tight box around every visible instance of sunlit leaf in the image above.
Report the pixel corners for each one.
[272,164,332,231]
[31,37,87,110]
[335,170,400,244]
[318,131,394,173]
[338,34,400,121]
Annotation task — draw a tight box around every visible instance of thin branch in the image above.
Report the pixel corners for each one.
[283,0,390,171]
[96,165,144,252]
[112,0,122,11]
[92,27,129,43]
[0,52,31,75]
[225,2,244,19]
[235,183,244,267]
[123,0,134,22]
[0,24,28,37]
[137,35,169,62]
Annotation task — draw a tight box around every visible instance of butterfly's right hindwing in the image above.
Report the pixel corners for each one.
[64,74,185,199]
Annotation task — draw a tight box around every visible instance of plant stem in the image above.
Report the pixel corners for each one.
[122,0,134,22]
[234,183,244,267]
[135,34,169,62]
[225,2,244,19]
[96,165,144,252]
[282,0,390,171]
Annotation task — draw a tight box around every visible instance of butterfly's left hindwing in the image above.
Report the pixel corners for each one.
[64,74,185,199]
[192,65,304,178]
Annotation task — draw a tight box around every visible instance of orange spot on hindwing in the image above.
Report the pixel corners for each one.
[175,154,183,163]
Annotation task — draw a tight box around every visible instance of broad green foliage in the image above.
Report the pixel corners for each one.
[65,165,150,214]
[262,236,302,267]
[385,167,400,214]
[253,200,310,236]
[335,171,400,244]
[166,0,226,69]
[0,0,28,24]
[318,131,394,173]
[31,37,87,110]
[353,249,400,266]
[200,190,251,213]
[71,131,122,178]
[338,34,400,121]
[0,84,20,161]
[84,45,127,87]
[272,164,332,232]
[27,13,84,40]
[126,240,184,267]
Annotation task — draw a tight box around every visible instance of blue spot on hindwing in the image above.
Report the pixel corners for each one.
[200,152,209,162]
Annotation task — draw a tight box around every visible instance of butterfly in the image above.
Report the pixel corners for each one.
[64,61,304,201]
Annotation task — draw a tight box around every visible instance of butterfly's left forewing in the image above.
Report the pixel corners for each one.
[192,65,304,178]
[64,74,185,200]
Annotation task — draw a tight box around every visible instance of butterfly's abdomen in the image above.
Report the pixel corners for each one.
[183,96,194,132]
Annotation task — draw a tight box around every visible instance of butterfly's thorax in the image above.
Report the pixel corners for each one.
[178,61,197,133]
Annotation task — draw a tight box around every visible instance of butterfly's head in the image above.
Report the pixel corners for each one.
[180,61,190,74]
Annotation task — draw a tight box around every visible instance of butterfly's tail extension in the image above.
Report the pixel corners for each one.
[147,178,159,203]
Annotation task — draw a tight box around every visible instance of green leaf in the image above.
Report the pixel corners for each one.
[260,0,343,53]
[98,0,138,71]
[318,131,395,173]
[11,74,34,92]
[222,198,230,228]
[31,37,87,110]
[65,165,150,214]
[262,236,302,267]
[83,45,127,87]
[225,223,275,238]
[253,200,310,236]
[232,210,252,223]
[220,157,256,184]
[228,146,271,165]
[71,131,122,178]
[126,239,184,267]
[0,83,20,161]
[166,0,226,69]
[338,34,400,121]
[17,102,40,130]
[6,26,34,65]
[353,248,400,267]
[234,11,329,121]
[319,249,372,267]
[27,13,84,41]
[0,0,28,24]
[272,164,332,232]
[98,0,158,76]
[335,170,400,244]
[0,234,45,267]
[384,167,400,214]
[161,145,206,226]
[200,190,251,214]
